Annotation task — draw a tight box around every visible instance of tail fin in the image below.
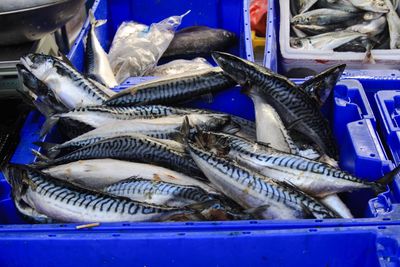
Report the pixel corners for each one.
[372,164,400,193]
[33,142,60,159]
[89,9,107,28]
[2,164,29,201]
[39,115,60,138]
[31,149,51,163]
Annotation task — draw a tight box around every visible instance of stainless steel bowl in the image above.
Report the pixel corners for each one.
[0,0,85,45]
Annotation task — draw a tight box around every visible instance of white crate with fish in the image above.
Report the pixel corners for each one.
[277,0,400,77]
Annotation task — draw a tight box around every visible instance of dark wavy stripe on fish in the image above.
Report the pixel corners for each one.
[105,68,236,107]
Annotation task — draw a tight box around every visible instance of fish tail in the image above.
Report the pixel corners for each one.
[40,115,59,138]
[89,9,107,28]
[33,142,60,159]
[2,164,28,200]
[372,164,400,193]
[31,149,51,163]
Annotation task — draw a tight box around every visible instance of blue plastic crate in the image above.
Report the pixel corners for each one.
[0,222,399,266]
[263,0,400,79]
[1,78,399,224]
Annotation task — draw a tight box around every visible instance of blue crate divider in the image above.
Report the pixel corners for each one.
[376,91,400,166]
[0,223,399,267]
[263,0,400,79]
[1,78,399,224]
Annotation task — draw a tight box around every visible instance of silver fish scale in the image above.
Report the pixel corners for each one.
[227,135,365,183]
[48,135,203,177]
[29,171,178,216]
[105,179,211,203]
[105,70,235,106]
[54,60,109,102]
[190,143,335,218]
[253,69,337,158]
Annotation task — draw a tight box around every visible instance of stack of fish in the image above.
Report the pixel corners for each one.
[6,11,398,223]
[290,0,400,56]
[9,49,399,223]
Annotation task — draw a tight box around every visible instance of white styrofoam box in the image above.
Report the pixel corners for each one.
[279,0,400,76]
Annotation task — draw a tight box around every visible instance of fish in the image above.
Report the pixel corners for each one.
[4,164,200,223]
[385,0,400,49]
[317,0,360,13]
[37,113,232,158]
[186,135,338,219]
[103,177,214,207]
[190,130,395,198]
[348,0,389,13]
[346,16,387,36]
[162,26,236,58]
[290,31,367,50]
[20,54,111,109]
[39,105,208,137]
[333,36,372,52]
[146,58,212,76]
[33,133,205,179]
[85,10,118,88]
[104,67,236,107]
[42,159,218,192]
[291,9,360,26]
[212,51,338,159]
[293,24,342,35]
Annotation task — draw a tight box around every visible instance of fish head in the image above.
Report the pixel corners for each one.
[20,54,55,81]
[291,14,310,25]
[290,37,308,49]
[211,51,257,87]
[16,64,46,94]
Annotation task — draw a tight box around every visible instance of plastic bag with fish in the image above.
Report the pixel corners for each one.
[108,11,189,83]
[146,58,212,76]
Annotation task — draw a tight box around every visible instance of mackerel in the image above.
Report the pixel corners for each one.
[40,105,207,137]
[4,164,197,223]
[34,133,204,178]
[104,67,236,107]
[104,178,213,207]
[290,31,367,50]
[20,54,110,109]
[38,114,231,157]
[43,159,217,192]
[194,130,395,198]
[212,52,338,158]
[187,139,337,219]
[291,9,360,26]
[85,10,118,88]
[349,0,389,13]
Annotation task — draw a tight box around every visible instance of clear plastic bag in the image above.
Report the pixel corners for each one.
[108,11,190,83]
[146,57,212,76]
